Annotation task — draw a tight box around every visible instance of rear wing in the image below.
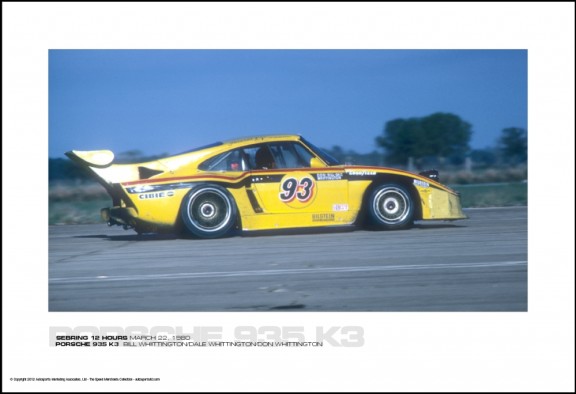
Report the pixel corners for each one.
[65,150,143,194]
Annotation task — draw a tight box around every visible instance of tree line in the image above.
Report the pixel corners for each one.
[326,112,527,169]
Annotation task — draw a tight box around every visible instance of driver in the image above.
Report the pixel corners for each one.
[255,146,276,169]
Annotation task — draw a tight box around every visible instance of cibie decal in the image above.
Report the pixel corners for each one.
[138,191,174,200]
[278,173,317,209]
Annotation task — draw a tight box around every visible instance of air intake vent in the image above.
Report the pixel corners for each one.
[138,167,163,179]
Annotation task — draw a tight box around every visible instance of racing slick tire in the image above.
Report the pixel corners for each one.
[368,183,414,230]
[181,185,238,238]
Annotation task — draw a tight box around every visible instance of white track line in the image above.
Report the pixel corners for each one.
[50,260,527,284]
[463,206,527,210]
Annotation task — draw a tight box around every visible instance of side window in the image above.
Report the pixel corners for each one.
[198,150,245,172]
[246,142,316,170]
[292,143,315,167]
[269,145,286,168]
[243,146,264,170]
[247,145,280,170]
[270,142,313,169]
[208,142,319,171]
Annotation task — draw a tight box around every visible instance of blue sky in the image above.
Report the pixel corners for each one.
[49,49,527,158]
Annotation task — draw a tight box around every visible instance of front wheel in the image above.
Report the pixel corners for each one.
[368,184,414,230]
[181,185,238,238]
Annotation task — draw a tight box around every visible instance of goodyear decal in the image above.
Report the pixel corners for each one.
[346,169,376,176]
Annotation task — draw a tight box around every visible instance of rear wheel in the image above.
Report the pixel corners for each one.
[181,185,237,238]
[368,184,414,230]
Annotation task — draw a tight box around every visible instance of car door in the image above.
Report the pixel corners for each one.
[248,142,349,219]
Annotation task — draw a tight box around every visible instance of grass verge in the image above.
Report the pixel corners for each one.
[451,182,527,208]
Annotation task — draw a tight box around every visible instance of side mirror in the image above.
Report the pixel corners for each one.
[310,157,327,168]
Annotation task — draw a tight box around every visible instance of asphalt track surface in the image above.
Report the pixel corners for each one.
[49,207,527,311]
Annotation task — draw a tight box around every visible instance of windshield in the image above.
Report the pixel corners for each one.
[300,137,341,166]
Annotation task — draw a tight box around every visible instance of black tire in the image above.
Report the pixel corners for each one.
[181,185,237,238]
[368,184,414,230]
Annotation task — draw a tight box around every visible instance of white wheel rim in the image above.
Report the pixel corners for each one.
[373,187,410,224]
[186,188,232,232]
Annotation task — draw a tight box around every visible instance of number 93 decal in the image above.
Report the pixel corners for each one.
[278,173,316,208]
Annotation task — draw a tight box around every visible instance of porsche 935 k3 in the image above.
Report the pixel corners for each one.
[66,135,466,238]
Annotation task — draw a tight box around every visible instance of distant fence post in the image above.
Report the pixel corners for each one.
[408,157,415,172]
[465,156,472,172]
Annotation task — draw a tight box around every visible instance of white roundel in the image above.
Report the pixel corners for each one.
[278,172,316,209]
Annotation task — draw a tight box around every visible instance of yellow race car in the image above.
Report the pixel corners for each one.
[66,135,466,238]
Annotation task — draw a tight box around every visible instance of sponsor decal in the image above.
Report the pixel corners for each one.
[413,179,430,188]
[312,213,335,222]
[346,170,376,176]
[278,172,317,208]
[132,185,155,193]
[138,191,175,200]
[332,204,349,212]
[317,173,343,181]
[279,177,315,202]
